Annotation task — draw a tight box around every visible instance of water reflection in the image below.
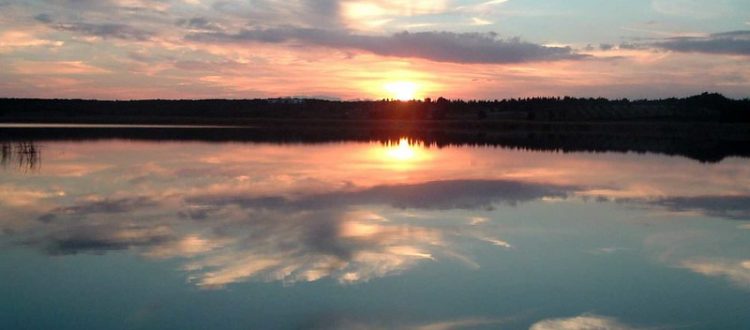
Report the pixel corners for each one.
[20,178,566,288]
[1,140,749,294]
[1,141,41,172]
[679,259,750,288]
[529,315,637,330]
[384,138,418,161]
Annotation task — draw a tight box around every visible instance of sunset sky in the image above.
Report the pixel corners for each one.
[0,0,748,100]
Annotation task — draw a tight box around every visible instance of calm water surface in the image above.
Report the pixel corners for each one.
[1,139,749,329]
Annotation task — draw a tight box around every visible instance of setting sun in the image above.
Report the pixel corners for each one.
[384,81,419,101]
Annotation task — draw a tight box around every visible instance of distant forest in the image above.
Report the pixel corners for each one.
[1,92,748,123]
[2,92,750,163]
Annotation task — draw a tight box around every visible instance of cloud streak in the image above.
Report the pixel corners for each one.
[53,22,155,41]
[186,179,577,213]
[654,30,750,56]
[530,314,639,330]
[681,259,750,289]
[649,195,750,220]
[38,196,158,221]
[187,28,585,64]
[28,224,174,255]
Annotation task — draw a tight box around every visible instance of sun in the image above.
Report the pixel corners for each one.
[384,81,418,101]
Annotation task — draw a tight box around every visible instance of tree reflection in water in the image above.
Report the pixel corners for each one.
[1,142,40,172]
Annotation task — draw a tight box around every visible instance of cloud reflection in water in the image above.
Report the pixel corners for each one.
[1,140,749,291]
[17,178,571,288]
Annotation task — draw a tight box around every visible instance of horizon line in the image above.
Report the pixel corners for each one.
[1,92,748,103]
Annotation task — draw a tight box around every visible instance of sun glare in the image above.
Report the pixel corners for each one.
[384,81,418,101]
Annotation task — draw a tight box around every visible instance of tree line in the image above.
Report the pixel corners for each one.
[0,92,748,123]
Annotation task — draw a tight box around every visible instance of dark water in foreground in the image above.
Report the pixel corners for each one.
[1,139,749,329]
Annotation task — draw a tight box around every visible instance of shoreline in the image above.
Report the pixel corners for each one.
[2,120,749,163]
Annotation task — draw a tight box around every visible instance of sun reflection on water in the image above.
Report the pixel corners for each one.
[387,138,416,160]
[377,138,432,171]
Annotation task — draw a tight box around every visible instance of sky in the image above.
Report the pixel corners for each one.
[0,0,748,100]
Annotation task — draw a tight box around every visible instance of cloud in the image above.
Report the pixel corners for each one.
[411,317,506,330]
[39,196,158,220]
[294,315,506,330]
[470,17,493,26]
[456,0,511,14]
[9,179,544,288]
[0,31,63,50]
[144,235,228,259]
[0,185,63,208]
[187,28,585,64]
[340,0,450,30]
[33,13,53,23]
[38,0,170,12]
[29,224,174,255]
[110,0,171,11]
[52,22,155,41]
[187,179,577,212]
[654,30,750,56]
[478,237,513,249]
[13,61,109,75]
[175,17,223,32]
[680,259,750,288]
[212,0,344,29]
[179,209,449,288]
[530,314,638,330]
[13,188,489,288]
[343,0,448,17]
[34,14,155,41]
[649,195,750,220]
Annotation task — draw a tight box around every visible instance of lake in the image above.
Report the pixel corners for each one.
[1,138,749,329]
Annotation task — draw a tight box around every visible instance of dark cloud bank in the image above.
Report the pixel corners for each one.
[33,224,173,255]
[651,195,750,220]
[187,179,578,213]
[654,30,750,56]
[187,27,585,64]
